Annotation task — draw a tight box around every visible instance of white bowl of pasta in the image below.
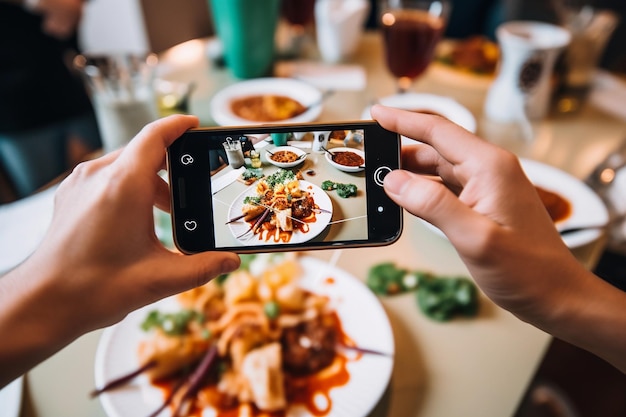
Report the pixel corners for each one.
[265,146,308,168]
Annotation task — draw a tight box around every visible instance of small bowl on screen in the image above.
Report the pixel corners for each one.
[325,147,365,173]
[265,146,308,168]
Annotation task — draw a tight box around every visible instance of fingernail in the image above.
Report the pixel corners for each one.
[384,170,411,195]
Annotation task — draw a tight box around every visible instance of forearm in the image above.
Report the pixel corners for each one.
[0,258,82,388]
[524,261,626,373]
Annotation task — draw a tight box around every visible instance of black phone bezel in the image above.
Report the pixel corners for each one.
[167,120,403,254]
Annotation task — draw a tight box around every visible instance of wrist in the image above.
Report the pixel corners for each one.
[0,259,82,386]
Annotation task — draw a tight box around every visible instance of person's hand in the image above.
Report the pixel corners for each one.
[32,115,240,331]
[0,115,241,388]
[371,105,585,321]
[25,0,83,39]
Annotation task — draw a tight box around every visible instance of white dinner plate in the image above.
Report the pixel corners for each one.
[325,147,365,173]
[94,256,395,417]
[265,146,308,168]
[0,376,23,417]
[421,158,609,249]
[361,93,477,134]
[210,78,323,126]
[227,180,333,245]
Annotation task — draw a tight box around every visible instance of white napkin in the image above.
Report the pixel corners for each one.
[274,61,366,91]
[211,166,245,195]
[0,186,56,274]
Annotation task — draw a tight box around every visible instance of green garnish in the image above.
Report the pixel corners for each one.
[321,180,337,191]
[367,262,425,295]
[367,262,479,322]
[416,276,479,322]
[321,180,357,198]
[239,254,257,271]
[242,167,264,181]
[263,301,281,320]
[243,195,261,205]
[336,183,357,198]
[265,169,296,188]
[141,309,205,336]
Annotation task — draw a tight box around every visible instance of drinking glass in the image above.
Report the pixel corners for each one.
[550,0,619,113]
[379,0,451,93]
[280,0,317,57]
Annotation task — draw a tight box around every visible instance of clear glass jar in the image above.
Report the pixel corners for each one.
[249,150,262,168]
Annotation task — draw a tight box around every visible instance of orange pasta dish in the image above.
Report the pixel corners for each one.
[121,255,367,417]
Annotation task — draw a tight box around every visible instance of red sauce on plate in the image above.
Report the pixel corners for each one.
[154,311,356,417]
[535,186,572,223]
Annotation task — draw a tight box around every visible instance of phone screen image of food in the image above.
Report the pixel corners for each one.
[209,129,368,250]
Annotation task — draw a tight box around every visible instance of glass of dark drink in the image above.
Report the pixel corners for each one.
[280,0,317,57]
[379,0,451,93]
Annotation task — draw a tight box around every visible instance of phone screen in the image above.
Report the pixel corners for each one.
[168,121,402,254]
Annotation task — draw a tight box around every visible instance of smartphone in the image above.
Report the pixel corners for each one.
[167,120,402,254]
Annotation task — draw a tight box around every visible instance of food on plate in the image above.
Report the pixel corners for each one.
[132,254,364,416]
[321,180,358,198]
[231,95,306,122]
[367,261,479,321]
[437,35,499,75]
[330,150,364,168]
[329,130,347,141]
[239,169,323,242]
[270,150,299,164]
[535,186,571,223]
[238,168,265,186]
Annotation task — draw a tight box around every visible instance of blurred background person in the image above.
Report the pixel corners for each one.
[0,0,102,202]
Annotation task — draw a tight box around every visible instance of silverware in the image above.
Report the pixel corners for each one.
[304,89,335,112]
[320,146,336,160]
[558,214,626,236]
[559,224,608,235]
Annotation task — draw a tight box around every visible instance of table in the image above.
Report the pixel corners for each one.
[10,32,626,417]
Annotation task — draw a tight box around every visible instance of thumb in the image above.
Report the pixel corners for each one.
[148,251,241,296]
[383,170,492,247]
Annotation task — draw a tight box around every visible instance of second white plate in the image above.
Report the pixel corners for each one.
[421,158,609,249]
[362,93,477,134]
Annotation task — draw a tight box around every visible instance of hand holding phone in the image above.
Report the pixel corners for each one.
[167,121,402,254]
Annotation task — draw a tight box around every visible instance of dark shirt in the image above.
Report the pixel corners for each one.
[0,4,93,133]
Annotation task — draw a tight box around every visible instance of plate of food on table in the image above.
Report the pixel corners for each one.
[210,78,323,126]
[93,254,394,417]
[432,36,500,88]
[227,169,333,245]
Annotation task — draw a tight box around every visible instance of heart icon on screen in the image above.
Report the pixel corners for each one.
[184,220,197,231]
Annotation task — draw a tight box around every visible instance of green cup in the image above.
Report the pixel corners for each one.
[270,132,289,146]
[209,0,281,79]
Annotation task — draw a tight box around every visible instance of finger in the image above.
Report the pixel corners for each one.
[117,115,199,173]
[383,169,494,247]
[400,143,448,175]
[146,251,241,296]
[154,174,171,213]
[371,105,491,166]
